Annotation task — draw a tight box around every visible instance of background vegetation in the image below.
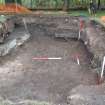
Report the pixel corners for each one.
[0,0,105,9]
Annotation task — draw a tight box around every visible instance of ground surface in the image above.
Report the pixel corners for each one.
[32,10,105,18]
[0,22,97,105]
[67,84,105,105]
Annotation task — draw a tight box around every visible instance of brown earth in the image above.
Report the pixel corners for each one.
[0,22,96,105]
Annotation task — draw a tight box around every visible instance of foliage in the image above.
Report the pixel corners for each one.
[0,0,105,9]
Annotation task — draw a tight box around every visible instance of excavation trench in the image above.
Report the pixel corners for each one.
[0,16,100,105]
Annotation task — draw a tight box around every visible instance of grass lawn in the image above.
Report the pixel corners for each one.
[69,10,105,18]
[37,10,105,18]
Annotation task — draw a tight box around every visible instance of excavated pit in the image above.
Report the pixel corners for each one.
[0,16,100,105]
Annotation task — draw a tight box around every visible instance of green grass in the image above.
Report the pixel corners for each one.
[68,10,89,17]
[68,10,105,18]
[0,98,52,105]
[95,10,105,17]
[36,10,105,18]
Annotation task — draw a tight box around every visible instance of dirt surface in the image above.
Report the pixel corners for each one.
[0,16,98,105]
[82,20,105,70]
[67,84,105,105]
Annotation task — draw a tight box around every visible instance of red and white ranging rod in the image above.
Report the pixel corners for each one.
[32,57,62,60]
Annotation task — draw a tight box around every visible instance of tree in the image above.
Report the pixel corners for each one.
[98,0,100,9]
[5,0,21,4]
[63,0,69,11]
[5,0,15,3]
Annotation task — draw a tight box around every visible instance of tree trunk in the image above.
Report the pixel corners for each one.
[5,0,21,4]
[5,0,15,3]
[98,0,101,9]
[63,0,69,11]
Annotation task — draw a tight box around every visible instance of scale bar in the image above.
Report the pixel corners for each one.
[33,57,62,60]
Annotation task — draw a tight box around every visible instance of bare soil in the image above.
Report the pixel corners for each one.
[0,21,96,105]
